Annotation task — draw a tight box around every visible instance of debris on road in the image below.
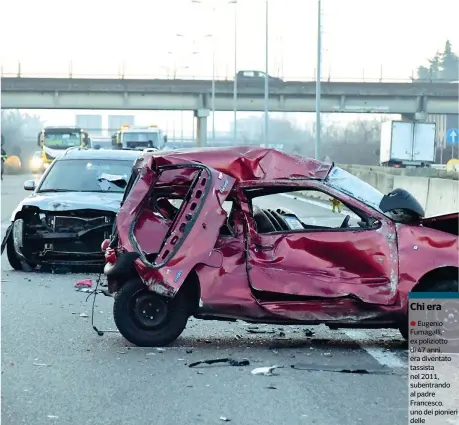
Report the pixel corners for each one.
[74,279,92,288]
[33,363,51,367]
[266,385,277,390]
[79,313,89,318]
[219,416,231,422]
[189,358,250,368]
[156,348,165,353]
[246,329,275,334]
[323,352,332,357]
[251,365,282,376]
[75,287,94,293]
[290,364,394,375]
[47,415,59,419]
[304,329,315,337]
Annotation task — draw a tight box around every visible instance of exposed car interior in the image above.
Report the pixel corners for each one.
[148,188,237,237]
[245,187,379,234]
[146,184,381,239]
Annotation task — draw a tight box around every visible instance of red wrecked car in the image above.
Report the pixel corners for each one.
[102,147,458,347]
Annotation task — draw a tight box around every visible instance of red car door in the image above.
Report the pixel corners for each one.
[246,197,399,306]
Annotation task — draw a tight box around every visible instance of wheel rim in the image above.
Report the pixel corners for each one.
[131,291,169,329]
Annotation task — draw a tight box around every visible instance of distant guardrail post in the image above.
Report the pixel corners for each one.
[17,61,21,77]
[69,60,73,78]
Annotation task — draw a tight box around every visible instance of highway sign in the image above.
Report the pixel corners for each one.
[446,128,458,145]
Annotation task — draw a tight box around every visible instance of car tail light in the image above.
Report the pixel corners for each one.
[101,239,110,252]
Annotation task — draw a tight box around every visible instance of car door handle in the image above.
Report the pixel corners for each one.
[254,243,274,251]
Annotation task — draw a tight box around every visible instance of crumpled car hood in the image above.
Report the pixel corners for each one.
[11,191,123,221]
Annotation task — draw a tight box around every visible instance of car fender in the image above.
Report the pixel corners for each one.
[10,202,26,222]
[396,223,459,310]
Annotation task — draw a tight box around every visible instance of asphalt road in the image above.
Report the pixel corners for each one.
[1,174,409,425]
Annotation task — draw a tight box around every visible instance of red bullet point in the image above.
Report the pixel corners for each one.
[410,321,416,326]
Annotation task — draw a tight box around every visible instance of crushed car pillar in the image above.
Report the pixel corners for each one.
[194,108,210,147]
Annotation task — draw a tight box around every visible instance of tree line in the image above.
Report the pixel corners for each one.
[2,40,456,165]
[415,40,458,81]
[1,110,44,160]
[235,115,384,165]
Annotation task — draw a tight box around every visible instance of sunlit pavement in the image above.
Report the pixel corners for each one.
[1,174,408,425]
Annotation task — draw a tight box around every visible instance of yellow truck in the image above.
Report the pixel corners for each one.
[111,125,167,150]
[37,127,90,167]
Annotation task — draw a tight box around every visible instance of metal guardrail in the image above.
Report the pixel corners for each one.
[2,71,456,84]
[2,61,455,83]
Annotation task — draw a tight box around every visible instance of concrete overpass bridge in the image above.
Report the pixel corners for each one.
[1,77,458,145]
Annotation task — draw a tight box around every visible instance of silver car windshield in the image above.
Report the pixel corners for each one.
[325,166,384,212]
[38,159,133,193]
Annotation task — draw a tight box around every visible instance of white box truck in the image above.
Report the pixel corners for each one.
[380,120,436,167]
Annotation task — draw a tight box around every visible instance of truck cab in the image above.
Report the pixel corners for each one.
[111,125,167,150]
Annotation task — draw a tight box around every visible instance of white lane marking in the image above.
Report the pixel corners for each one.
[343,329,406,369]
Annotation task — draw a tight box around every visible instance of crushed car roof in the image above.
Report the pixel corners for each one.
[58,148,142,161]
[143,146,332,182]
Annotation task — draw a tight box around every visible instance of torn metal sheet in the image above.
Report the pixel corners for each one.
[291,363,395,375]
[188,358,250,368]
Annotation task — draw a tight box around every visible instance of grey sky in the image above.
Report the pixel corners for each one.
[2,0,458,80]
[1,0,457,134]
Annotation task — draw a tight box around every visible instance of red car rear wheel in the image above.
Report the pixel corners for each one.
[113,278,189,347]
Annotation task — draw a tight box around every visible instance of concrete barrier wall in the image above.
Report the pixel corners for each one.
[425,178,459,217]
[344,168,458,216]
[340,164,459,181]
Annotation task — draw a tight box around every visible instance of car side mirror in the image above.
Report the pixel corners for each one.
[24,180,35,191]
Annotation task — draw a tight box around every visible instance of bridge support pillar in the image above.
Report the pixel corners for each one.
[194,108,210,147]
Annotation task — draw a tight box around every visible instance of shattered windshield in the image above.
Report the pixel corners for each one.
[37,159,133,193]
[325,166,384,212]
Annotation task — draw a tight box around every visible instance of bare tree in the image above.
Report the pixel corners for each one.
[234,115,385,165]
[1,110,44,160]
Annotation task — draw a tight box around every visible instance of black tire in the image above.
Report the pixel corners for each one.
[399,279,458,340]
[6,231,24,271]
[113,278,190,347]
